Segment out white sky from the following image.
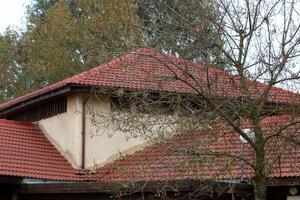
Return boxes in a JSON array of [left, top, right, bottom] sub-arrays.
[[0, 0, 31, 33]]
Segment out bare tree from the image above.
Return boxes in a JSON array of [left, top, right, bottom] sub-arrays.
[[86, 0, 300, 200], [209, 1, 300, 199]]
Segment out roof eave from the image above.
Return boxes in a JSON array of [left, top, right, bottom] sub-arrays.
[[0, 85, 72, 118]]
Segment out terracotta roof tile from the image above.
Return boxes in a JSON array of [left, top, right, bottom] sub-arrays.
[[0, 119, 91, 181], [94, 115, 300, 182], [0, 116, 300, 182], [1, 48, 299, 111]]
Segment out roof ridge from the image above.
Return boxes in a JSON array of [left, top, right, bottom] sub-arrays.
[[65, 47, 160, 83]]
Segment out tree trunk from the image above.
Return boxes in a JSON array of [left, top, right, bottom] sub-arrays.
[[254, 176, 267, 200], [251, 114, 267, 200]]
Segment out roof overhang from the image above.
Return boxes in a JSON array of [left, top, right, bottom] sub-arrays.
[[0, 84, 92, 118], [15, 178, 300, 195], [0, 83, 298, 119], [17, 179, 253, 194]]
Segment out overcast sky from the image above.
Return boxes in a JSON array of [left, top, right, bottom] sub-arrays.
[[0, 0, 31, 33]]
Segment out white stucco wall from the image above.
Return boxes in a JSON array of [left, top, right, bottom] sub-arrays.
[[37, 93, 148, 170], [84, 95, 147, 169], [37, 92, 178, 170], [38, 95, 83, 169]]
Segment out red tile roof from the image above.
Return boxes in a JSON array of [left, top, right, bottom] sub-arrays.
[[95, 115, 300, 183], [0, 116, 299, 182], [0, 119, 90, 181], [1, 48, 299, 112]]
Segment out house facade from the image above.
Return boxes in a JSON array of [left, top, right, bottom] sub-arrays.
[[0, 48, 300, 200]]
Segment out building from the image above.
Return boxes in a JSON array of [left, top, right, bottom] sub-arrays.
[[0, 48, 299, 200]]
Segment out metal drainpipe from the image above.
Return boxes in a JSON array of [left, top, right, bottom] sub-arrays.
[[81, 92, 91, 170]]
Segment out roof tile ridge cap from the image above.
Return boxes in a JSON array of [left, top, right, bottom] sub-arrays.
[[145, 49, 228, 76], [66, 49, 143, 82], [163, 54, 198, 65], [134, 47, 165, 58]]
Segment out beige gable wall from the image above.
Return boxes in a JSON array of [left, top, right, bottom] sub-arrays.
[[38, 94, 83, 169], [84, 95, 147, 169], [37, 93, 148, 170]]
